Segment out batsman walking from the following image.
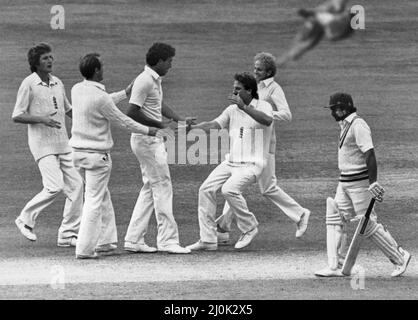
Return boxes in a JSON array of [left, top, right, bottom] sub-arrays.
[[314, 92, 411, 277]]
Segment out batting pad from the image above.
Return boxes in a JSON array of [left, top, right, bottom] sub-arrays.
[[326, 197, 343, 225], [369, 224, 404, 265], [326, 224, 343, 270]]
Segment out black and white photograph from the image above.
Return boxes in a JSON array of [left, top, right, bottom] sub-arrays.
[[0, 0, 417, 305]]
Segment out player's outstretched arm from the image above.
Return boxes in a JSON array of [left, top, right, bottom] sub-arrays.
[[162, 102, 197, 125], [127, 103, 171, 129], [108, 80, 135, 106]]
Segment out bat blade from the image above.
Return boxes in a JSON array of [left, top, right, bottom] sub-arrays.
[[341, 198, 376, 276], [341, 216, 367, 275]]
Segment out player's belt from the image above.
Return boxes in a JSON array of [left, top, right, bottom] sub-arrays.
[[339, 169, 369, 182]]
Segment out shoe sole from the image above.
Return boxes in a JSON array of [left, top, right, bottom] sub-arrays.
[[314, 272, 344, 278], [76, 255, 98, 259], [57, 243, 74, 247], [234, 241, 255, 249], [167, 252, 191, 254], [234, 245, 250, 249], [161, 250, 191, 254], [314, 274, 344, 278]]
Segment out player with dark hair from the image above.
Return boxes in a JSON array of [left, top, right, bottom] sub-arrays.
[[315, 92, 411, 277], [78, 52, 102, 79], [70, 52, 159, 259], [12, 42, 83, 247], [124, 42, 195, 254], [186, 72, 273, 251], [146, 42, 176, 67], [277, 0, 355, 66], [216, 52, 311, 244]]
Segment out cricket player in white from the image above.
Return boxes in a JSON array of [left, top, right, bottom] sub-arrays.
[[12, 43, 83, 247], [187, 72, 273, 251], [70, 53, 158, 259], [216, 53, 310, 243], [315, 93, 411, 277], [124, 43, 195, 254]]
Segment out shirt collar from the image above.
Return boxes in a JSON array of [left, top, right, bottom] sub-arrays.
[[259, 77, 274, 88], [33, 72, 58, 87], [144, 65, 161, 82], [339, 112, 358, 129], [83, 79, 106, 91], [344, 112, 358, 124]]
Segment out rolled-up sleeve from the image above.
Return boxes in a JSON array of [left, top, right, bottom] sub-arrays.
[[12, 81, 30, 118], [129, 77, 152, 108], [353, 120, 374, 153], [214, 105, 233, 128]]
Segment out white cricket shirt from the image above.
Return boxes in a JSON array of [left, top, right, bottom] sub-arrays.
[[130, 65, 162, 138], [12, 72, 72, 161], [214, 99, 273, 169], [338, 112, 374, 174]]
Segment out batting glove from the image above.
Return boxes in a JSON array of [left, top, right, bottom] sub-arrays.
[[368, 181, 385, 202]]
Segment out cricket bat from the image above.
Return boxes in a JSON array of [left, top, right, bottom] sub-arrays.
[[341, 198, 376, 276]]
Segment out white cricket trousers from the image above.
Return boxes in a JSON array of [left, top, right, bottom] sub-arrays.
[[124, 135, 180, 247], [217, 153, 306, 231], [18, 152, 83, 240], [334, 179, 404, 265], [198, 161, 259, 243], [73, 151, 117, 256]]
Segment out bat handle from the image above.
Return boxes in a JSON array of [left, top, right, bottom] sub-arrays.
[[364, 198, 376, 219], [360, 198, 376, 234]]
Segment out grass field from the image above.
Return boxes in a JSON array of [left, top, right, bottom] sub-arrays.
[[0, 0, 418, 300]]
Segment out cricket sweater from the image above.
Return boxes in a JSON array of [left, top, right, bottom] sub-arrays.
[[69, 80, 149, 153]]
